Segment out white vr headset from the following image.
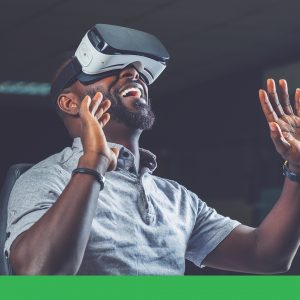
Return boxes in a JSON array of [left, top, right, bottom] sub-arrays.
[[51, 24, 170, 103]]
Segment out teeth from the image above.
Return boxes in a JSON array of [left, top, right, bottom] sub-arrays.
[[121, 87, 142, 98]]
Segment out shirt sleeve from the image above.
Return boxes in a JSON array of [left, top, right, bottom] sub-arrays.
[[4, 165, 68, 257], [185, 194, 240, 268]]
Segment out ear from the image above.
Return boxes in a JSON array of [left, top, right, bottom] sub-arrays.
[[57, 93, 80, 116]]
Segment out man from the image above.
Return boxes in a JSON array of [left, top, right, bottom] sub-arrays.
[[4, 25, 300, 275]]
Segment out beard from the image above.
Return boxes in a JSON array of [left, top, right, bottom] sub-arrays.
[[85, 83, 155, 130], [109, 93, 155, 130]]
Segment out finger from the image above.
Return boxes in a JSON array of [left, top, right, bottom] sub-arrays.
[[295, 89, 300, 117], [102, 99, 111, 113], [90, 92, 103, 116], [81, 95, 92, 110], [269, 122, 291, 155], [79, 96, 92, 119], [111, 147, 120, 158], [259, 89, 279, 122], [95, 108, 104, 120], [107, 147, 120, 171], [95, 100, 111, 120], [267, 79, 285, 117], [279, 79, 293, 115], [99, 113, 110, 128]]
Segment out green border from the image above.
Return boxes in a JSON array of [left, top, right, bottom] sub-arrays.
[[0, 276, 299, 300]]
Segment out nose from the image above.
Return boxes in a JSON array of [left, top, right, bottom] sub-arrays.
[[119, 66, 140, 81]]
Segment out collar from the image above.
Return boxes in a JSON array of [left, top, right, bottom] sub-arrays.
[[72, 137, 157, 173]]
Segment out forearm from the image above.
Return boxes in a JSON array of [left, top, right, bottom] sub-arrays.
[[255, 175, 300, 270], [10, 154, 108, 275]]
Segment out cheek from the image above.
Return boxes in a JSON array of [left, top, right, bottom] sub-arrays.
[[109, 90, 122, 106]]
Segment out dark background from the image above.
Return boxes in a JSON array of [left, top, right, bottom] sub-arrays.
[[1, 0, 300, 274]]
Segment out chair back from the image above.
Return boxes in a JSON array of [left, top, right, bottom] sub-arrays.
[[0, 164, 33, 275]]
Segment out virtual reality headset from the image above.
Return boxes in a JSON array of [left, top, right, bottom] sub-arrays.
[[50, 24, 170, 103]]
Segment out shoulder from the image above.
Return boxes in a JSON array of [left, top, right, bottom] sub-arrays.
[[150, 174, 202, 214], [31, 145, 77, 172], [151, 174, 189, 192], [12, 145, 76, 194]]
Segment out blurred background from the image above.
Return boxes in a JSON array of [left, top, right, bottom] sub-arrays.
[[1, 0, 300, 274]]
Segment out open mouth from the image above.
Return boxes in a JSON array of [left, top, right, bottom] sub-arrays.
[[121, 87, 142, 98], [119, 84, 147, 104]]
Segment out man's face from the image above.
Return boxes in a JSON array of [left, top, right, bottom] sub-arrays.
[[82, 66, 155, 130]]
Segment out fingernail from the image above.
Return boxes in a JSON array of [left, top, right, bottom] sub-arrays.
[[267, 78, 275, 88]]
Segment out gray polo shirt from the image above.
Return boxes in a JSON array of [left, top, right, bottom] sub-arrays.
[[5, 138, 240, 275]]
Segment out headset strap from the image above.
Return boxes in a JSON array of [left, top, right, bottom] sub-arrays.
[[50, 57, 82, 106]]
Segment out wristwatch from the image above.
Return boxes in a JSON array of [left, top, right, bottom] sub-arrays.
[[72, 167, 105, 190], [282, 160, 300, 183]]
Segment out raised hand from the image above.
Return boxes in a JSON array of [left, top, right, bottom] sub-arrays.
[[259, 79, 300, 171], [79, 92, 119, 172]]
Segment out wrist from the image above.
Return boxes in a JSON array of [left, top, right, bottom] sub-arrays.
[[78, 153, 109, 174], [283, 160, 300, 183], [286, 161, 300, 174], [72, 168, 105, 190]]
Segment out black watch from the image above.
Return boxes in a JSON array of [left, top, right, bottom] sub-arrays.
[[282, 160, 300, 183], [72, 168, 105, 190]]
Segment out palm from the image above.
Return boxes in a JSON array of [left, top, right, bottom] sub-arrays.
[[278, 114, 300, 139], [259, 79, 300, 165], [79, 93, 119, 171]]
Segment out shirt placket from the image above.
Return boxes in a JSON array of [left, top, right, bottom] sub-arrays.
[[138, 172, 156, 225], [118, 148, 155, 225]]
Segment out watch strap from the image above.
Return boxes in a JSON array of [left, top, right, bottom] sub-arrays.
[[72, 167, 105, 190], [282, 160, 300, 183]]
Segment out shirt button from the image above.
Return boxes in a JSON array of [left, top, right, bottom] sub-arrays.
[[6, 232, 10, 239], [122, 151, 129, 158]]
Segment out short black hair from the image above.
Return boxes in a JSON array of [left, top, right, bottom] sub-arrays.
[[51, 52, 75, 119]]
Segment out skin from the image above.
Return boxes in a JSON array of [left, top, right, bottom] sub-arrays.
[[9, 67, 148, 274], [8, 67, 300, 274], [202, 78, 300, 273]]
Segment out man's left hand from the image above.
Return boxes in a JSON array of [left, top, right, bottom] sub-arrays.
[[259, 79, 300, 172]]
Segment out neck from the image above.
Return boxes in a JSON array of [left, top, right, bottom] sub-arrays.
[[103, 121, 143, 170]]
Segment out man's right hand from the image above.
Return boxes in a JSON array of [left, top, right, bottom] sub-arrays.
[[78, 92, 119, 172], [10, 92, 120, 275]]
